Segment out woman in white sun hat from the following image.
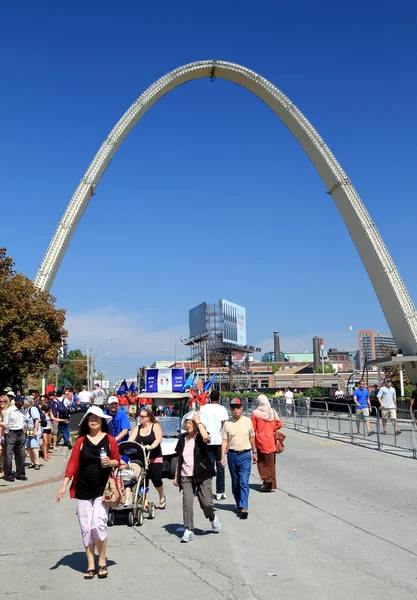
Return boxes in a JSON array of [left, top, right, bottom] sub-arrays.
[[56, 406, 120, 580]]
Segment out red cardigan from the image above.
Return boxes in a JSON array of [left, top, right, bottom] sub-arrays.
[[65, 434, 121, 498], [251, 414, 282, 454]]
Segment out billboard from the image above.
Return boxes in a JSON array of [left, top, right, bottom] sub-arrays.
[[145, 368, 185, 393], [221, 299, 246, 346], [189, 302, 207, 338]]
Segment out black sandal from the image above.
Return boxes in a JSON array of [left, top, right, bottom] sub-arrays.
[[97, 564, 108, 579], [83, 569, 96, 580]]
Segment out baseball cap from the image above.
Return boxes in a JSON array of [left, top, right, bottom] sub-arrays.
[[95, 383, 100, 387], [107, 396, 119, 404], [4, 387, 12, 393], [14, 395, 25, 402], [230, 397, 243, 407], [386, 378, 392, 382]]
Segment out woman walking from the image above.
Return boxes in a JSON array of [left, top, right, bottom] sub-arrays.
[[129, 407, 166, 509], [173, 411, 220, 543], [41, 404, 52, 460], [56, 406, 120, 580], [251, 395, 281, 492], [0, 395, 11, 477]]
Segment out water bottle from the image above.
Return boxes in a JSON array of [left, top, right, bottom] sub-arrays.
[[99, 447, 107, 467]]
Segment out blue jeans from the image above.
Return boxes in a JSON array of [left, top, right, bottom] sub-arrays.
[[207, 445, 225, 494], [227, 450, 251, 510], [58, 422, 70, 445]]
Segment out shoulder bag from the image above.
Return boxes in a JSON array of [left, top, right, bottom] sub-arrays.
[[273, 414, 286, 454], [102, 469, 125, 507]]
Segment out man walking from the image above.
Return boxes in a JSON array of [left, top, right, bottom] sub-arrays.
[[105, 396, 131, 443], [90, 382, 106, 407], [200, 389, 229, 500], [221, 398, 257, 519], [78, 385, 91, 406], [378, 378, 401, 435], [2, 395, 27, 482], [354, 380, 374, 436]]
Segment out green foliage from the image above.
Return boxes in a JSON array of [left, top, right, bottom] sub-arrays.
[[307, 386, 326, 397], [0, 248, 67, 390], [59, 349, 87, 389], [315, 364, 334, 373], [403, 383, 414, 400]]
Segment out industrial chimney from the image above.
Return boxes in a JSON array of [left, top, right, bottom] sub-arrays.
[[274, 332, 281, 362]]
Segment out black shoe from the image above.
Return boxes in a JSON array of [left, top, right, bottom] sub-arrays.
[[67, 443, 72, 449], [240, 509, 249, 519], [16, 476, 28, 481], [4, 476, 15, 482]]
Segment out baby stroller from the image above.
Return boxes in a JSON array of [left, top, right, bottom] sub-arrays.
[[107, 441, 157, 527]]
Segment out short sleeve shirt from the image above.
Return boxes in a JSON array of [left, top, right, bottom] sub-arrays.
[[222, 416, 254, 451], [200, 403, 229, 445], [377, 386, 396, 409], [354, 388, 369, 409], [105, 409, 131, 442]]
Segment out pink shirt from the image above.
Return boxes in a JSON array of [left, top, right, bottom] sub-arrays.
[[181, 434, 196, 477]]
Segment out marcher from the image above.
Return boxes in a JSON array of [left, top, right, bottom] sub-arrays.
[[221, 398, 257, 519], [378, 378, 401, 435], [284, 388, 294, 416], [251, 395, 281, 492], [0, 395, 11, 477], [41, 403, 52, 460], [105, 396, 131, 443], [78, 385, 91, 406], [56, 390, 72, 449], [56, 406, 120, 580], [90, 383, 106, 407], [129, 407, 166, 509], [24, 399, 42, 470], [173, 411, 219, 543], [117, 392, 129, 414], [200, 389, 229, 500], [1, 395, 27, 482], [354, 380, 374, 436]]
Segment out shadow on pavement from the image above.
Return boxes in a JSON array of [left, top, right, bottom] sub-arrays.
[[162, 523, 213, 537], [50, 552, 116, 573], [212, 502, 239, 514]]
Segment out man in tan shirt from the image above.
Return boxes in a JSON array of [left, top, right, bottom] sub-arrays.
[[221, 398, 257, 519]]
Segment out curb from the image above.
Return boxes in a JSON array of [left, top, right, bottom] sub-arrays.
[[0, 468, 65, 494]]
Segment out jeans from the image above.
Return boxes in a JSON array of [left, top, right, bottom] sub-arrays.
[[4, 430, 26, 478], [227, 450, 251, 510], [58, 422, 71, 445], [207, 445, 225, 494]]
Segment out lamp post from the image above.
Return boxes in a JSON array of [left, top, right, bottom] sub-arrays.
[[92, 352, 113, 388], [87, 336, 114, 390], [162, 348, 177, 365], [181, 336, 207, 379]]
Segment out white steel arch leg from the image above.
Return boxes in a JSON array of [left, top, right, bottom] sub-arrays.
[[34, 60, 417, 368]]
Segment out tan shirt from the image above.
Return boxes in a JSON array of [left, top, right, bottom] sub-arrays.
[[222, 416, 254, 451]]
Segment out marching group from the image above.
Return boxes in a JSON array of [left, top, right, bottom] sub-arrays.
[[54, 390, 282, 579]]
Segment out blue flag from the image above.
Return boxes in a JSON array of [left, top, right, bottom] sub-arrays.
[[203, 373, 216, 392], [181, 370, 195, 392], [117, 379, 129, 395], [129, 381, 138, 393]]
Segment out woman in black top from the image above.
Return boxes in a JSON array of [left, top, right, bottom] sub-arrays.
[[173, 411, 220, 543], [56, 406, 120, 580], [129, 407, 166, 509]]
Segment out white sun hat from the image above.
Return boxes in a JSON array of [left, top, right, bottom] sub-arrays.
[[79, 405, 112, 426]]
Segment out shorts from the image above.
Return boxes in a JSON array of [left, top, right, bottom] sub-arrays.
[[382, 408, 397, 420], [52, 422, 58, 435], [26, 435, 41, 449], [356, 408, 369, 420], [43, 428, 52, 435]]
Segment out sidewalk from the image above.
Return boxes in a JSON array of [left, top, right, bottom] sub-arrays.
[[0, 444, 69, 494]]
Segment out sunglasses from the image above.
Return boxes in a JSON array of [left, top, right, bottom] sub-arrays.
[[139, 414, 148, 418], [231, 405, 242, 409]]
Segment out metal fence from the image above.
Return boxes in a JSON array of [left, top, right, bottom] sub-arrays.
[[220, 397, 417, 459]]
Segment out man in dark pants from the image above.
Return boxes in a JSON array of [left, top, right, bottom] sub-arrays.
[[200, 390, 229, 500], [2, 395, 27, 482]]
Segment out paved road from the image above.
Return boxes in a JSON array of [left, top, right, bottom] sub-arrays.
[[2, 429, 417, 600]]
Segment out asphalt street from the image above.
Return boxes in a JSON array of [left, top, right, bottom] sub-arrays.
[[2, 430, 417, 600]]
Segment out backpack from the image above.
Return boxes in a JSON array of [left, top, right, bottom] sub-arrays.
[[30, 406, 47, 428], [57, 399, 70, 420]]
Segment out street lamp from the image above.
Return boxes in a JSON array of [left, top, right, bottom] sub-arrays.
[[162, 348, 177, 364], [181, 336, 207, 379], [87, 337, 114, 390], [92, 352, 113, 387]]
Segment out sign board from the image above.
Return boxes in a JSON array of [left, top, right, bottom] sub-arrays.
[[145, 368, 185, 393], [221, 299, 246, 346], [189, 302, 207, 338]]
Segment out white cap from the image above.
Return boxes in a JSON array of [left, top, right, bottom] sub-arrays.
[[107, 396, 119, 405], [79, 405, 112, 425]]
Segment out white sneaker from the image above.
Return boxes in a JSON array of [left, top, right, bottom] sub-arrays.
[[215, 493, 227, 500], [211, 516, 221, 533], [181, 529, 195, 543], [124, 500, 132, 508], [220, 493, 227, 500]]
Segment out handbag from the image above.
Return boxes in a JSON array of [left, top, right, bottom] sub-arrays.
[[273, 415, 285, 454], [102, 469, 125, 507]]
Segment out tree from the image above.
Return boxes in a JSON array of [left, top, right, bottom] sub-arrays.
[[315, 364, 334, 373], [377, 344, 408, 396], [307, 386, 325, 397], [58, 349, 87, 389], [0, 248, 67, 389]]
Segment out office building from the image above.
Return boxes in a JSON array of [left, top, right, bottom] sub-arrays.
[[358, 330, 397, 369]]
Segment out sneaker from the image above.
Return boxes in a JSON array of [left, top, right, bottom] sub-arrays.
[[181, 529, 195, 543], [220, 493, 227, 500], [124, 500, 133, 508], [211, 516, 221, 533], [396, 430, 402, 435], [367, 431, 375, 436]]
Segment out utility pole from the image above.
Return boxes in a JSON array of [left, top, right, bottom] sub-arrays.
[[86, 347, 90, 390]]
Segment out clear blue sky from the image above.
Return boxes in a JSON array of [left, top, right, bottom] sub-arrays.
[[1, 1, 416, 383]]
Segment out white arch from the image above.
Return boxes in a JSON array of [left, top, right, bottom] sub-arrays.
[[35, 59, 417, 361]]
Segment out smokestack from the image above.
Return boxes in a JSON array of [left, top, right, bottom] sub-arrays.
[[274, 331, 281, 362], [313, 336, 320, 371]]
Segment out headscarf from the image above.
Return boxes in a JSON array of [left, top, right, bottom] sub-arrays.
[[252, 394, 278, 422]]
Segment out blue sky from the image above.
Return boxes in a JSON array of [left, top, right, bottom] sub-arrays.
[[1, 1, 416, 383]]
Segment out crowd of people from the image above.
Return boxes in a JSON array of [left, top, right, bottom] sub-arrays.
[[52, 390, 282, 579]]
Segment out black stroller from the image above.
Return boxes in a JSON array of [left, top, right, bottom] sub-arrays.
[[107, 441, 157, 527]]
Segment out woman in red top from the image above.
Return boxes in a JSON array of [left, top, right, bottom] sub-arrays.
[[56, 406, 120, 580], [251, 395, 281, 492]]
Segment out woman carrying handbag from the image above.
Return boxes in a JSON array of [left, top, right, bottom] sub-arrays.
[[251, 395, 282, 492], [56, 406, 120, 580]]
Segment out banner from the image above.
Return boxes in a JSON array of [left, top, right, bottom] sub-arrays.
[[146, 368, 185, 393]]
